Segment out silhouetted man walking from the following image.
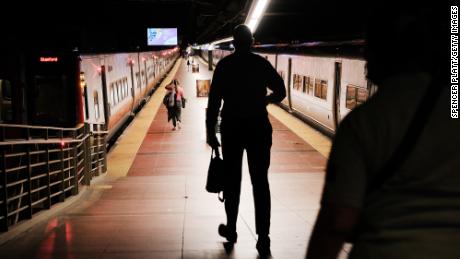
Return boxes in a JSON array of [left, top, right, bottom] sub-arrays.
[[206, 24, 286, 256]]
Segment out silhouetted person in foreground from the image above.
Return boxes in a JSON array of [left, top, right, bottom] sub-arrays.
[[206, 24, 286, 256], [306, 5, 458, 259]]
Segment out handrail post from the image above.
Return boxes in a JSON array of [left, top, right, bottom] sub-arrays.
[[26, 144, 32, 219], [1, 146, 8, 231], [94, 124, 100, 177], [84, 124, 91, 185], [102, 124, 108, 174], [44, 127, 51, 209], [59, 130, 65, 202], [45, 145, 51, 209], [71, 130, 78, 195], [25, 129, 32, 219]]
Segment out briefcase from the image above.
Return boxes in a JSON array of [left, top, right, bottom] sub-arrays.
[[206, 148, 225, 201]]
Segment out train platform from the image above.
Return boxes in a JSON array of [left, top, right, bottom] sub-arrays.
[[0, 57, 347, 259]]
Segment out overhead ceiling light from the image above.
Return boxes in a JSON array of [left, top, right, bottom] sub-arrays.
[[211, 37, 233, 46], [202, 0, 271, 49], [245, 0, 270, 33]]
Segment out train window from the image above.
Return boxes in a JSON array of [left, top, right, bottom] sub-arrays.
[[346, 85, 357, 109], [113, 82, 117, 104], [314, 79, 328, 100], [109, 84, 113, 106], [321, 80, 328, 100], [111, 84, 116, 106], [346, 84, 369, 109], [123, 78, 128, 98], [118, 80, 123, 99], [116, 82, 121, 102], [293, 74, 303, 91], [356, 88, 369, 106], [136, 72, 141, 88], [302, 76, 307, 93], [303, 76, 313, 95], [94, 91, 100, 120], [122, 79, 126, 98], [314, 79, 322, 98], [122, 81, 125, 99], [308, 77, 314, 95]]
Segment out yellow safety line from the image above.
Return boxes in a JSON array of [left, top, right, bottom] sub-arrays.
[[107, 59, 182, 177], [267, 105, 332, 158]]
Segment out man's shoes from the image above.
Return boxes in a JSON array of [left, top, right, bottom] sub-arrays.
[[256, 235, 271, 256], [218, 224, 237, 243]]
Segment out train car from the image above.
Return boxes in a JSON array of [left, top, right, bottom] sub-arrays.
[[80, 48, 179, 140], [273, 53, 375, 136], [204, 42, 377, 137]]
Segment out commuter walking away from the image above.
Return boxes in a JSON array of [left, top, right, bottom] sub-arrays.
[[187, 59, 191, 71], [164, 79, 185, 130], [206, 24, 286, 256], [305, 5, 459, 259]]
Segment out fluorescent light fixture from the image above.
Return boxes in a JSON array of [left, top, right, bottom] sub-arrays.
[[200, 0, 270, 50], [245, 0, 270, 33], [211, 37, 233, 46], [252, 0, 268, 20]]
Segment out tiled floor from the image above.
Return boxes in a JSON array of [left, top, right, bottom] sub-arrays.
[[0, 58, 346, 259]]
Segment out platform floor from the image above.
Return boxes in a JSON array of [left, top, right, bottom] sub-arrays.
[[0, 58, 349, 259]]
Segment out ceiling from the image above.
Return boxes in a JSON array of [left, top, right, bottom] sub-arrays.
[[0, 0, 374, 53], [255, 0, 371, 44]]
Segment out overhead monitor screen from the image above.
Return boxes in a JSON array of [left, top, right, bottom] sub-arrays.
[[147, 28, 178, 46]]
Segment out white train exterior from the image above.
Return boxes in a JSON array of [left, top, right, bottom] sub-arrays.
[[200, 45, 375, 137], [80, 48, 179, 139]]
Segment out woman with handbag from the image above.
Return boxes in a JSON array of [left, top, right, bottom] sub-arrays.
[[165, 79, 186, 130]]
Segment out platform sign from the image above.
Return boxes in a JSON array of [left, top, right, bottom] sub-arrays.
[[196, 79, 211, 97]]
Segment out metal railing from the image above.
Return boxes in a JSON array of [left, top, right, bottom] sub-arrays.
[[0, 123, 108, 231]]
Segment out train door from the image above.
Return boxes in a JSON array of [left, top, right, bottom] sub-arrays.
[[80, 72, 90, 121], [99, 65, 110, 128], [333, 62, 342, 129], [137, 53, 142, 90], [275, 54, 278, 70], [287, 58, 292, 110], [127, 56, 136, 113], [143, 58, 148, 88], [28, 53, 84, 127]]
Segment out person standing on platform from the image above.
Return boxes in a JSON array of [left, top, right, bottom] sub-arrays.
[[305, 5, 459, 259], [164, 79, 185, 130], [206, 24, 286, 256], [187, 59, 191, 72]]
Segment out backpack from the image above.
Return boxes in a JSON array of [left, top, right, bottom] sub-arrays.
[[163, 93, 171, 106]]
